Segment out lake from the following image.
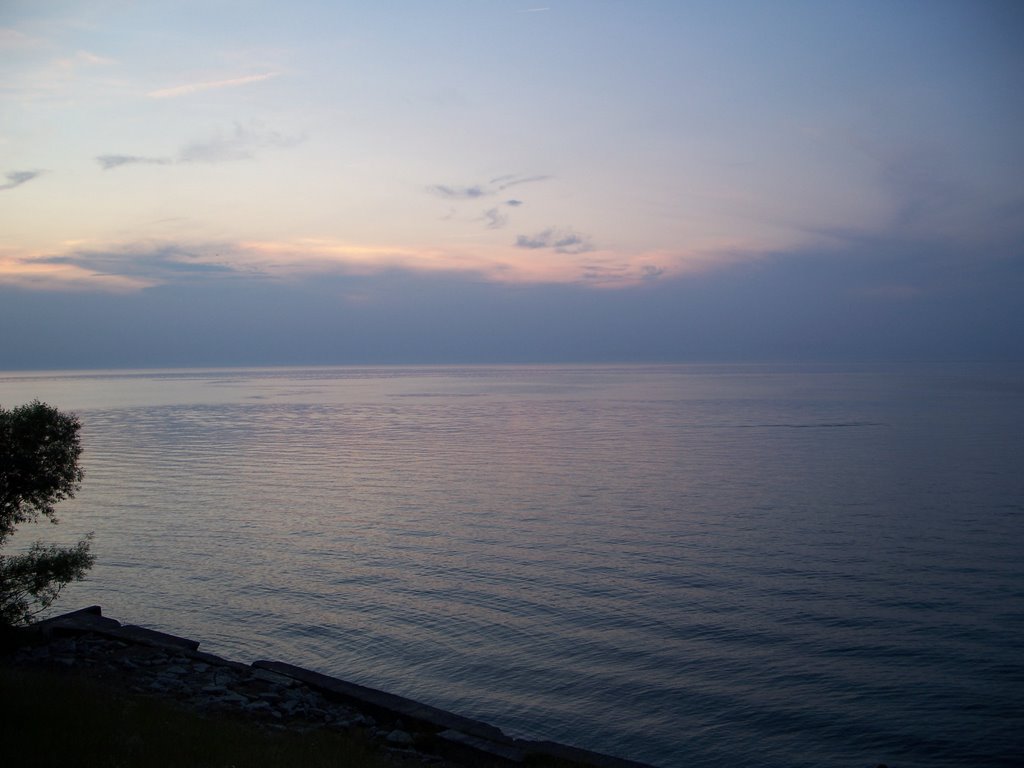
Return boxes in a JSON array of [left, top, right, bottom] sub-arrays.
[[2, 363, 1022, 767]]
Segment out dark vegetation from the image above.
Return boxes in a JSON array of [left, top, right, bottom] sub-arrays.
[[0, 401, 94, 626], [0, 664, 394, 768]]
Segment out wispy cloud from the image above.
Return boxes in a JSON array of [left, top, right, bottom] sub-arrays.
[[96, 155, 171, 170], [2, 234, 739, 293], [178, 123, 302, 163], [427, 173, 549, 200], [515, 228, 594, 254], [492, 174, 549, 190], [73, 51, 115, 66], [482, 208, 508, 230], [430, 177, 545, 231], [426, 184, 488, 200], [0, 245, 151, 292], [40, 244, 238, 283], [97, 123, 303, 170], [232, 238, 723, 288], [2, 49, 121, 102], [0, 169, 44, 191], [147, 72, 278, 99], [0, 27, 44, 50]]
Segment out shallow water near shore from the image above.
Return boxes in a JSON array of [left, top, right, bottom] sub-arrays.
[[3, 363, 1022, 767]]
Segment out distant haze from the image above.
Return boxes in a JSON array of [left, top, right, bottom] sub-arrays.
[[1, 1, 1022, 368]]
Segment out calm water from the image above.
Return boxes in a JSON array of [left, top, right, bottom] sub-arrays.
[[2, 364, 1022, 767]]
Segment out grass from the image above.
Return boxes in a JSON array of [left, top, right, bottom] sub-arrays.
[[0, 665, 396, 768]]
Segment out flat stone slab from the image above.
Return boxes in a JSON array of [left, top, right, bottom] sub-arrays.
[[438, 728, 527, 764], [514, 739, 655, 768], [28, 608, 201, 654], [184, 649, 252, 673], [114, 625, 201, 652], [29, 605, 122, 635]]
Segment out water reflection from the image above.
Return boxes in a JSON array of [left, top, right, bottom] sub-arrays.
[[1, 364, 1021, 767]]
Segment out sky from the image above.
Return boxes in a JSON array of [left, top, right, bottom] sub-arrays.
[[1, 0, 1022, 368]]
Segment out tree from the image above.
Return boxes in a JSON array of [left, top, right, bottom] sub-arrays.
[[1, 400, 94, 626]]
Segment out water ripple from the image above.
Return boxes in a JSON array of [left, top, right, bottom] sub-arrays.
[[4, 364, 1022, 767]]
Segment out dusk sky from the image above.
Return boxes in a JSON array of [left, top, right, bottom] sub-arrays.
[[2, 1, 1022, 368]]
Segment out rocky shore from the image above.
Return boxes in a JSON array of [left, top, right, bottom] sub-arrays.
[[3, 607, 652, 768]]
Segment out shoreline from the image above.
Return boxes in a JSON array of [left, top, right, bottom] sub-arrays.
[[4, 606, 654, 768]]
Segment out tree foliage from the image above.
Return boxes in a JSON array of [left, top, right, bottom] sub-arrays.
[[1, 401, 94, 626]]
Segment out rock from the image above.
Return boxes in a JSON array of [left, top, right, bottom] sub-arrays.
[[158, 675, 192, 692], [213, 691, 249, 707], [252, 667, 297, 686], [386, 729, 414, 746], [115, 625, 200, 652], [52, 638, 77, 652], [278, 698, 303, 716], [333, 712, 366, 728]]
